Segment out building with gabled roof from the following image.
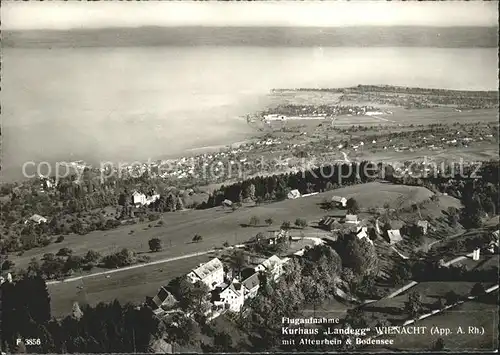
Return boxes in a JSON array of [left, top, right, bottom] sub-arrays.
[[287, 189, 301, 199], [242, 273, 260, 299], [148, 286, 177, 315], [356, 227, 373, 245], [416, 220, 429, 235], [187, 258, 224, 290], [387, 229, 403, 244], [26, 214, 48, 224], [254, 255, 288, 281], [331, 196, 347, 208], [345, 214, 359, 225], [213, 279, 245, 312]]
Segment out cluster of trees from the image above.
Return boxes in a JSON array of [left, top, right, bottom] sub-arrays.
[[334, 233, 379, 277], [202, 162, 378, 208], [239, 245, 343, 351], [22, 247, 151, 281], [1, 274, 162, 353]]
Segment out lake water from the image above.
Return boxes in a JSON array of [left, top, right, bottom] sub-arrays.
[[1, 46, 497, 181]]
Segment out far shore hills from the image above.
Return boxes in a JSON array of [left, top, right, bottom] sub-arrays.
[[3, 26, 498, 48]]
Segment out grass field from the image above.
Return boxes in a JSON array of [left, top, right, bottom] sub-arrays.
[[362, 280, 497, 325], [382, 291, 499, 351], [11, 182, 437, 272], [48, 252, 216, 318]]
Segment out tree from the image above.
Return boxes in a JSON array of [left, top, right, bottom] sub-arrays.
[[71, 301, 84, 320], [249, 216, 260, 226], [178, 279, 210, 313], [230, 250, 247, 278], [192, 234, 203, 243], [245, 183, 256, 202], [56, 248, 73, 257], [2, 259, 15, 270], [346, 198, 360, 214], [444, 290, 460, 305], [265, 218, 273, 226], [64, 255, 83, 273], [432, 337, 445, 351], [148, 238, 162, 252], [212, 331, 233, 352], [459, 200, 483, 229], [281, 221, 291, 230], [404, 291, 423, 319], [470, 282, 485, 297], [294, 218, 307, 229], [342, 237, 379, 276], [83, 250, 101, 264]]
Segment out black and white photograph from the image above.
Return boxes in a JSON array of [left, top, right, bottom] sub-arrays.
[[0, 1, 498, 353]]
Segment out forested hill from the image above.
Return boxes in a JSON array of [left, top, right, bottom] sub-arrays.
[[3, 26, 498, 48]]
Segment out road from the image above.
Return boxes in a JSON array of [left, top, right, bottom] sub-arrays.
[[46, 244, 245, 286], [46, 235, 324, 286]]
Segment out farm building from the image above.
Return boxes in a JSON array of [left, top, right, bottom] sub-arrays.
[[356, 227, 373, 245], [319, 210, 348, 231], [387, 229, 403, 244], [148, 287, 177, 315], [222, 199, 233, 207], [132, 191, 147, 206], [26, 214, 48, 224], [331, 196, 347, 208], [417, 220, 429, 235], [345, 214, 359, 225], [287, 189, 301, 199], [254, 255, 289, 281]]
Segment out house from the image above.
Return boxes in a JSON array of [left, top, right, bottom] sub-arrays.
[[266, 229, 289, 244], [345, 214, 359, 225], [287, 189, 301, 199], [222, 199, 233, 207], [387, 229, 403, 244], [331, 196, 347, 208], [356, 227, 373, 245], [254, 255, 288, 281], [145, 191, 160, 206], [213, 280, 245, 313], [187, 258, 224, 290], [472, 248, 481, 261], [26, 214, 48, 224], [148, 287, 177, 315], [242, 273, 260, 300], [132, 191, 147, 206], [319, 210, 348, 230], [416, 220, 429, 235]]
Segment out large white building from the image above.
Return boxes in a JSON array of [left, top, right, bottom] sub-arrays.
[[132, 191, 160, 206], [187, 258, 224, 290], [214, 280, 245, 313], [25, 214, 48, 224]]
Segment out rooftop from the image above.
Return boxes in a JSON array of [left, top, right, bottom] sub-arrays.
[[191, 258, 223, 280]]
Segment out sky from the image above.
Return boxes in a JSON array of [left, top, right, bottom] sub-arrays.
[[2, 1, 498, 30]]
